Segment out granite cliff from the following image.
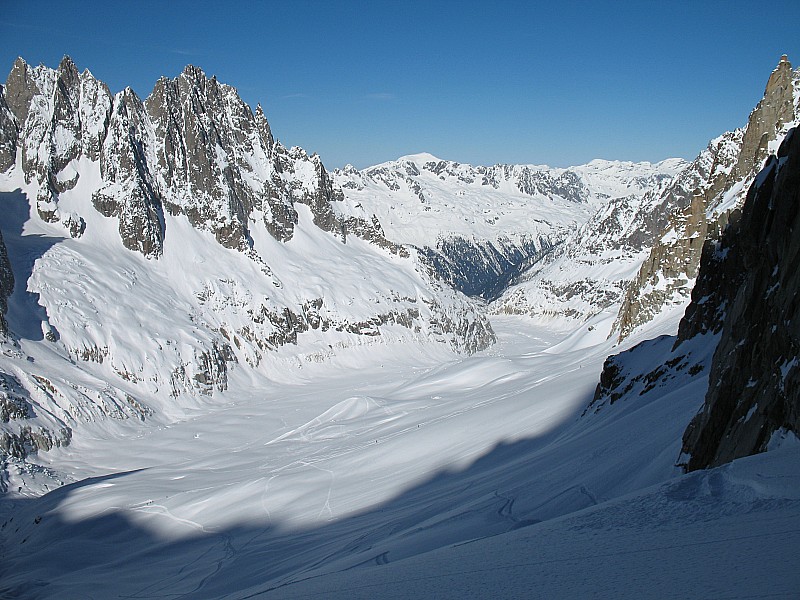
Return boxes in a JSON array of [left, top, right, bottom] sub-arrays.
[[590, 126, 800, 472]]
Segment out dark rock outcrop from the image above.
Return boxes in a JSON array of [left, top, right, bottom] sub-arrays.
[[0, 370, 72, 460], [0, 85, 18, 172], [678, 127, 800, 470], [419, 236, 551, 300], [0, 231, 13, 335]]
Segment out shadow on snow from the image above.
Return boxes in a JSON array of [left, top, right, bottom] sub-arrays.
[[0, 189, 64, 342], [0, 394, 596, 599]]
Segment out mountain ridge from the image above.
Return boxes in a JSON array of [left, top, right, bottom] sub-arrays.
[[334, 151, 684, 299], [492, 57, 799, 337], [0, 56, 495, 463]]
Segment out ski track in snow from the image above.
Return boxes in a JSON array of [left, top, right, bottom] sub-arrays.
[[1, 316, 799, 599]]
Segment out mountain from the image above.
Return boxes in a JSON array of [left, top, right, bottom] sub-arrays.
[[0, 57, 493, 462], [615, 55, 800, 339], [591, 125, 800, 473], [334, 154, 685, 299], [2, 139, 798, 596], [493, 56, 800, 338], [1, 55, 799, 600], [678, 126, 800, 470]]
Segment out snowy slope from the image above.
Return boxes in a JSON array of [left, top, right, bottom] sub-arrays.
[[264, 440, 800, 600], [2, 314, 798, 599]]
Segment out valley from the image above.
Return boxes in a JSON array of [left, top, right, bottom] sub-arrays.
[[1, 53, 799, 599]]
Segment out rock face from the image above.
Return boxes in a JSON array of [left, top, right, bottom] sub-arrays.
[[589, 127, 800, 472], [4, 56, 113, 224], [678, 127, 800, 471], [145, 66, 267, 250], [0, 85, 18, 172], [418, 235, 552, 300], [93, 87, 165, 256], [0, 230, 13, 334], [614, 57, 799, 340]]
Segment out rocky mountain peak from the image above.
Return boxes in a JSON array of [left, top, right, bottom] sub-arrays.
[[179, 63, 208, 85], [733, 55, 795, 182], [613, 56, 799, 341], [56, 55, 79, 82], [4, 57, 36, 125], [254, 103, 274, 148], [677, 127, 800, 470]]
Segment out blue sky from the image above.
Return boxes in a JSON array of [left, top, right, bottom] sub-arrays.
[[2, 1, 799, 169]]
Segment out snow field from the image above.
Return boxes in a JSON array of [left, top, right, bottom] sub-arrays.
[[3, 313, 797, 599]]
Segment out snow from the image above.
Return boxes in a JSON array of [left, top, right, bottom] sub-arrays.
[[333, 154, 685, 250], [779, 357, 798, 382], [2, 311, 798, 599]]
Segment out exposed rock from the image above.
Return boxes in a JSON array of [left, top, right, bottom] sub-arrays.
[[678, 127, 800, 470], [0, 425, 72, 460], [60, 213, 86, 238], [145, 65, 263, 250], [93, 87, 165, 257], [732, 55, 796, 182], [339, 214, 409, 258], [0, 85, 18, 172], [0, 370, 73, 460], [586, 335, 706, 416], [419, 235, 550, 300], [615, 57, 798, 340], [0, 230, 14, 335], [3, 57, 39, 126], [3, 56, 113, 224], [0, 371, 32, 423], [78, 68, 113, 162], [592, 128, 800, 472]]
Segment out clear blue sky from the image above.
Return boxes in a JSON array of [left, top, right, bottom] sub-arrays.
[[2, 1, 799, 169]]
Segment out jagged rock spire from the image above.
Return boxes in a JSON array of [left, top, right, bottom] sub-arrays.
[[614, 55, 799, 340]]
